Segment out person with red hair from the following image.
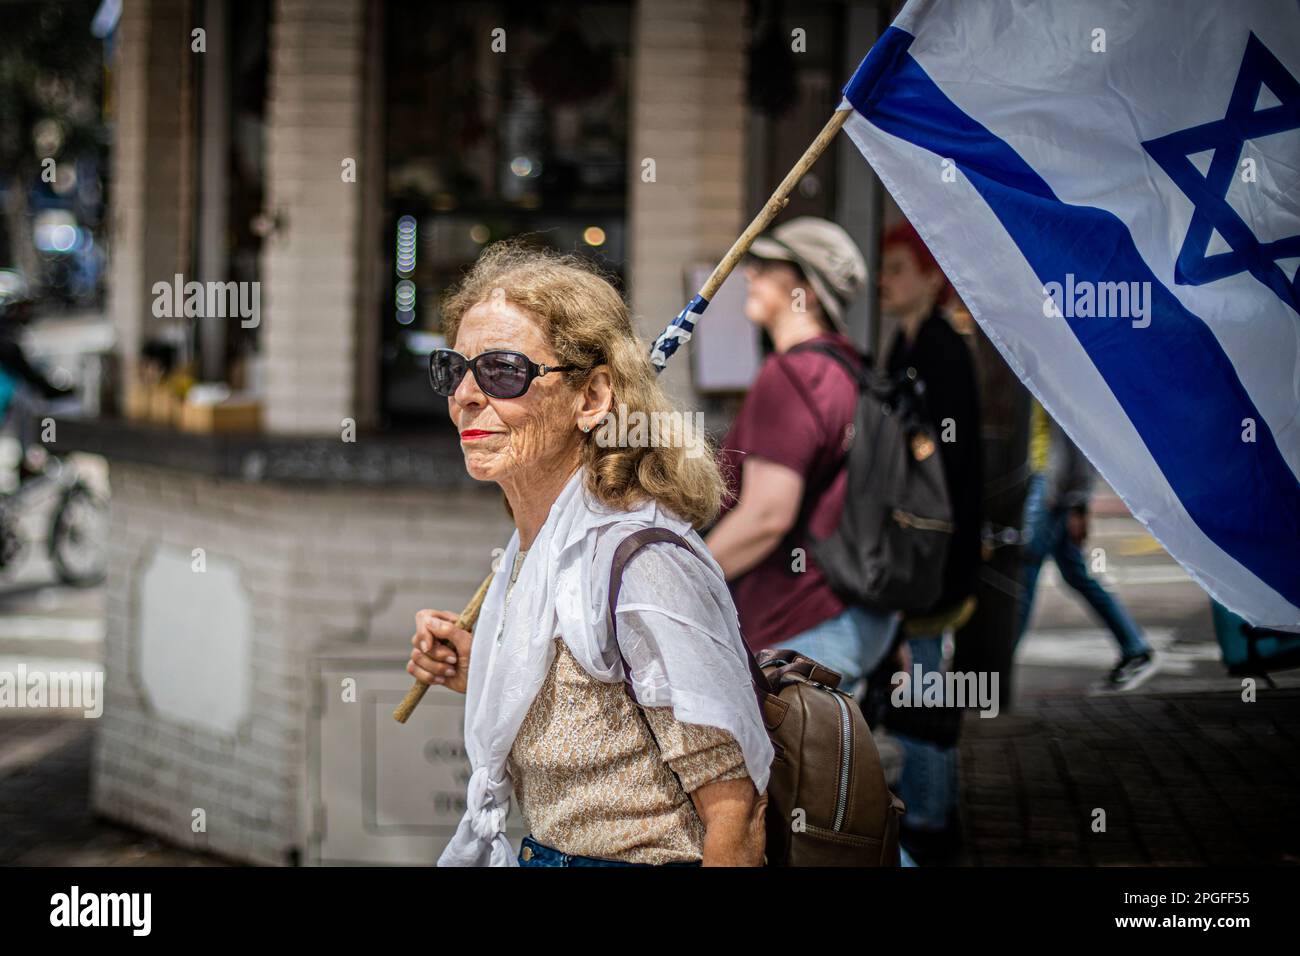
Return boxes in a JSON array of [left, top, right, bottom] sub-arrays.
[[881, 221, 951, 306], [877, 220, 984, 864]]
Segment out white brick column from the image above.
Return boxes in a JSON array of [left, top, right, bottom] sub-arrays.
[[261, 0, 366, 433], [106, 1, 149, 393], [627, 0, 748, 408], [107, 0, 191, 395]]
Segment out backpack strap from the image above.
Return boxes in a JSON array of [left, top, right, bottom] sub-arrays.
[[788, 340, 915, 424], [768, 341, 867, 465], [769, 341, 866, 563], [787, 339, 872, 390], [607, 527, 772, 712]]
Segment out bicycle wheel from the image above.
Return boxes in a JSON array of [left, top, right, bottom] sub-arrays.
[[49, 482, 108, 586]]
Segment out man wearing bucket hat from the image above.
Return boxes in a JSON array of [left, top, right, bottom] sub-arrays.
[[746, 216, 865, 336], [705, 217, 901, 696]]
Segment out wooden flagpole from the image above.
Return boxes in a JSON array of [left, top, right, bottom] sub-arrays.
[[392, 571, 493, 723]]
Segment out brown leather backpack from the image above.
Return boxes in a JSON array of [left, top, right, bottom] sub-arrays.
[[609, 527, 904, 866]]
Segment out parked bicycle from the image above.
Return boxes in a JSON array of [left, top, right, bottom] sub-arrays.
[[0, 269, 108, 586], [0, 447, 108, 586]]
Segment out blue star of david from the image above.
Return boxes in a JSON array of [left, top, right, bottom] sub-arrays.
[[1142, 32, 1300, 313]]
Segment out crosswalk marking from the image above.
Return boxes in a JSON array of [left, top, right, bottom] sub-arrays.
[[1016, 628, 1220, 676], [0, 616, 104, 643], [0, 656, 102, 678], [1037, 563, 1194, 588]]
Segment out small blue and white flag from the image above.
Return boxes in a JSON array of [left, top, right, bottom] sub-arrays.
[[840, 0, 1300, 629]]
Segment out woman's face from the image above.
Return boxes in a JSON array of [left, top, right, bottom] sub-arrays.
[[449, 294, 584, 484], [879, 244, 944, 317]]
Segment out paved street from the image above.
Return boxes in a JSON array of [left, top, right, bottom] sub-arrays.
[[0, 716, 230, 866], [956, 489, 1300, 865], [0, 484, 1295, 866], [0, 580, 231, 865], [958, 688, 1300, 866]]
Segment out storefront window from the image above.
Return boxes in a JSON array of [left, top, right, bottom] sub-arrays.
[[192, 0, 268, 387], [747, 0, 846, 363], [748, 0, 844, 224], [381, 0, 631, 423]]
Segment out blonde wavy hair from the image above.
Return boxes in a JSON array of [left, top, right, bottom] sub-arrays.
[[440, 239, 725, 529]]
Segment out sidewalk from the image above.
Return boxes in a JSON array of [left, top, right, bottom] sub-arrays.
[[0, 717, 230, 866], [957, 687, 1300, 866], [6, 687, 1298, 866]]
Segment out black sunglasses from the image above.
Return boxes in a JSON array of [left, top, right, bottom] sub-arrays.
[[428, 347, 586, 399]]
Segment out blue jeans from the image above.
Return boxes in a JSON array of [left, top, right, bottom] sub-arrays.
[[1016, 473, 1149, 659], [779, 604, 900, 698], [893, 633, 959, 834], [517, 835, 702, 867]]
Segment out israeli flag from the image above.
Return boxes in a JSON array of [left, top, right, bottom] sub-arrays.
[[840, 0, 1300, 629]]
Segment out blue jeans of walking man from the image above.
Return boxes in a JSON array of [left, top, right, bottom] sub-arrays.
[[1015, 473, 1149, 659]]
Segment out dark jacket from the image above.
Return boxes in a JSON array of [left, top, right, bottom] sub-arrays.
[[886, 308, 984, 610], [1045, 417, 1095, 511]]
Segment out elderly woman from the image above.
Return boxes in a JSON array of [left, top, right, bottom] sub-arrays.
[[407, 241, 773, 867]]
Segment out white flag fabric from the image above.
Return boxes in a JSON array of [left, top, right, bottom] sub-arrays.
[[840, 0, 1300, 629]]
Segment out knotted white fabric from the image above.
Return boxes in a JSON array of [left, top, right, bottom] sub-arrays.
[[437, 465, 773, 867]]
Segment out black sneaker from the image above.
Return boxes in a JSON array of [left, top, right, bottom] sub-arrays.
[[1107, 651, 1160, 692]]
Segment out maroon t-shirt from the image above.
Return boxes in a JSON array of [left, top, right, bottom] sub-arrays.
[[717, 332, 864, 652]]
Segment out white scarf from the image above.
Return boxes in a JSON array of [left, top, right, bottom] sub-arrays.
[[437, 465, 773, 866]]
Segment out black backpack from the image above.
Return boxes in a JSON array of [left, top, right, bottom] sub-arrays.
[[778, 340, 954, 615]]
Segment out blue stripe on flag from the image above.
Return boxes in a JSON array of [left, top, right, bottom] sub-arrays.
[[845, 27, 1300, 607]]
